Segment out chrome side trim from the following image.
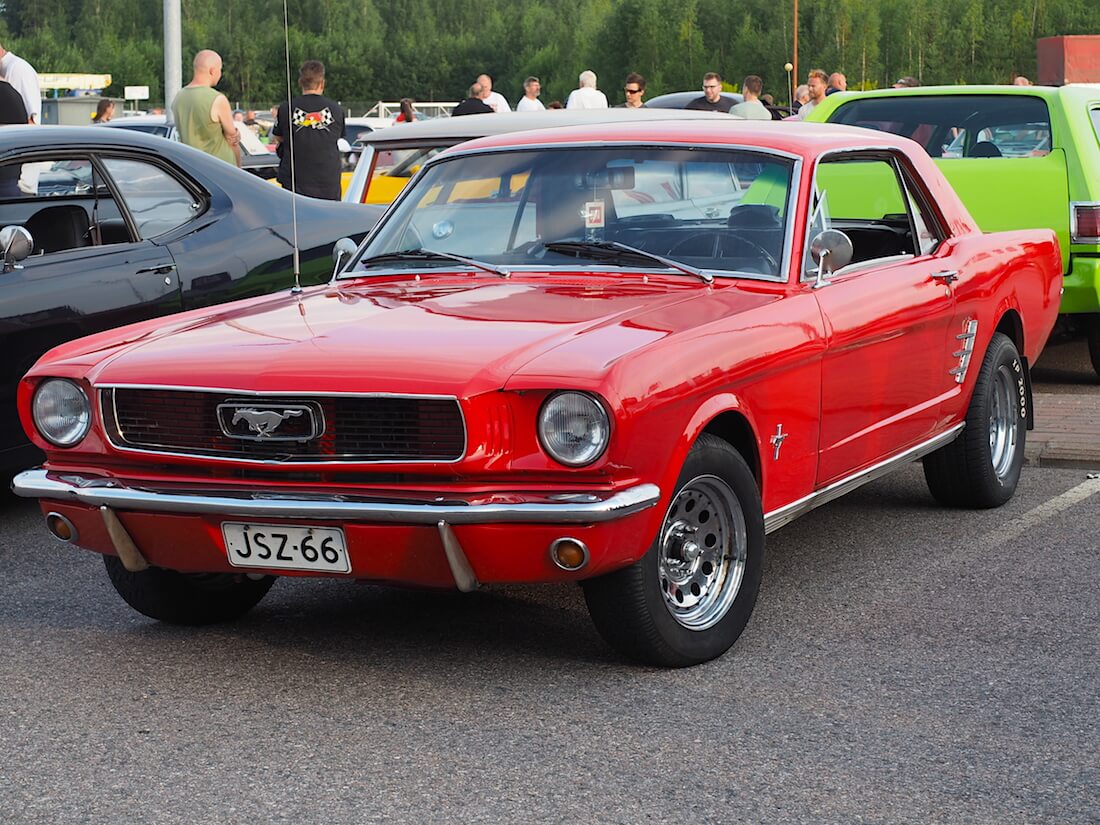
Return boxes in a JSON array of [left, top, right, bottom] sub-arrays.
[[12, 470, 661, 526], [949, 319, 979, 383], [437, 520, 479, 592], [763, 424, 964, 534]]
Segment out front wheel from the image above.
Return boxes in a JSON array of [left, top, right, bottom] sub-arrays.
[[103, 555, 276, 625], [582, 434, 765, 667], [923, 332, 1027, 508]]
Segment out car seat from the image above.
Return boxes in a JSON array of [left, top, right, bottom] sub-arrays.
[[969, 142, 1003, 158], [23, 205, 92, 254]]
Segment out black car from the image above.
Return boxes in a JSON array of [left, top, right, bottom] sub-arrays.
[[0, 126, 381, 473]]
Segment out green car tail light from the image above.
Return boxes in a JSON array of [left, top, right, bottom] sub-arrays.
[[1071, 203, 1100, 244]]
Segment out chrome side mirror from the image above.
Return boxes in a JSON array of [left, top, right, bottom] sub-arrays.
[[336, 137, 351, 153], [810, 229, 853, 288], [0, 225, 32, 273], [331, 237, 358, 276]]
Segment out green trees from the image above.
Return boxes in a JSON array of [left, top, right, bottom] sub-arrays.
[[0, 0, 1093, 112]]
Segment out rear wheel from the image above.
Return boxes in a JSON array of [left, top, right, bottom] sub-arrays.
[[1086, 315, 1100, 379], [582, 434, 765, 667], [103, 555, 276, 625], [924, 332, 1026, 508]]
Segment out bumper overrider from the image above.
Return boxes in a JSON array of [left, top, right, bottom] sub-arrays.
[[12, 470, 662, 590]]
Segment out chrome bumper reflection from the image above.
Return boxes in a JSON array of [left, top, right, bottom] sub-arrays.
[[12, 470, 661, 525]]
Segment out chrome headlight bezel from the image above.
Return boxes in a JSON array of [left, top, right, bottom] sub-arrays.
[[32, 378, 91, 448], [537, 391, 611, 467]]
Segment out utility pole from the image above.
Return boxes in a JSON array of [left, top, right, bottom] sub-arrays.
[[792, 0, 799, 92], [164, 0, 181, 123]]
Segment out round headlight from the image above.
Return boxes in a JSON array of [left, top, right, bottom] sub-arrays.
[[538, 392, 610, 467], [32, 379, 91, 447]]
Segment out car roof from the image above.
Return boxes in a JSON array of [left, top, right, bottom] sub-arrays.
[[355, 108, 740, 146], [822, 84, 1067, 102], [445, 118, 919, 158], [645, 91, 744, 108], [103, 114, 169, 126]]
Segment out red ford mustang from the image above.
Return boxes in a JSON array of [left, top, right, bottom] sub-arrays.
[[12, 121, 1062, 666]]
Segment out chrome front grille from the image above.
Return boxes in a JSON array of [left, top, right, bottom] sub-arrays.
[[100, 388, 466, 463]]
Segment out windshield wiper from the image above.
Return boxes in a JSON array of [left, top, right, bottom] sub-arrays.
[[542, 240, 712, 284], [358, 248, 510, 277]]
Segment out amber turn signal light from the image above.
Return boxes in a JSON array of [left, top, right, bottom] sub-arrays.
[[550, 537, 590, 571], [45, 512, 77, 543]]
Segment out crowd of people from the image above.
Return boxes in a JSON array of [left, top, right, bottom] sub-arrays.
[[0, 40, 1040, 205]]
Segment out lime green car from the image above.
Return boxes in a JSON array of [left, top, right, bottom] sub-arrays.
[[807, 85, 1100, 375]]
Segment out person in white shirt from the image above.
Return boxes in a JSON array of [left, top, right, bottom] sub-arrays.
[[0, 43, 41, 123], [729, 75, 773, 120], [515, 76, 545, 112], [477, 74, 511, 112], [565, 70, 608, 110]]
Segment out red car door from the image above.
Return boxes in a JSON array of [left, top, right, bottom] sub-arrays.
[[808, 153, 958, 485]]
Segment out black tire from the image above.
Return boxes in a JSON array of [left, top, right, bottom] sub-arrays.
[[1086, 315, 1100, 379], [923, 332, 1027, 508], [582, 433, 765, 667], [103, 555, 276, 625]]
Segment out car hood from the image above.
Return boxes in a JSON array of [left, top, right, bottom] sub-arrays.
[[79, 273, 773, 397]]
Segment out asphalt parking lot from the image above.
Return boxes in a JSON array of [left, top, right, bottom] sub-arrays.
[[2, 457, 1097, 824]]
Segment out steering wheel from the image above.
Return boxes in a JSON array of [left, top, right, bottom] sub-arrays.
[[666, 230, 779, 273]]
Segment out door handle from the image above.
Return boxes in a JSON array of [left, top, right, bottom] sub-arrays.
[[931, 270, 958, 284], [136, 263, 177, 275]]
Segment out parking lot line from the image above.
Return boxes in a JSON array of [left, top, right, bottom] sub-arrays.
[[981, 476, 1100, 546]]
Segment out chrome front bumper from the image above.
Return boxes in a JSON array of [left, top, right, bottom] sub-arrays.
[[12, 469, 661, 525]]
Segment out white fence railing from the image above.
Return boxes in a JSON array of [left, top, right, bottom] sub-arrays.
[[362, 100, 459, 119]]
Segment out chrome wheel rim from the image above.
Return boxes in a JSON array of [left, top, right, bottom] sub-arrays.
[[989, 364, 1020, 479], [657, 474, 747, 631]]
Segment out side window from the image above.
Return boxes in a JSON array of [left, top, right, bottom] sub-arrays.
[[807, 156, 920, 276], [830, 95, 1052, 159], [100, 157, 202, 238], [0, 156, 127, 254]]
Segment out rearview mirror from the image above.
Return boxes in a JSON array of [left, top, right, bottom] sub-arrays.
[[0, 225, 32, 273], [332, 237, 358, 275], [337, 138, 351, 153], [581, 167, 636, 191], [810, 229, 853, 287]]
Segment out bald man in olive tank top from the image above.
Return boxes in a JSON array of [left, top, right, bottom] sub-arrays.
[[171, 50, 240, 167]]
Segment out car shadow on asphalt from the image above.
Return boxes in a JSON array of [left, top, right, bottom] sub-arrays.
[[123, 578, 623, 671]]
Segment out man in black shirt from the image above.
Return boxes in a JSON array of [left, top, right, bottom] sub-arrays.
[[686, 72, 733, 113], [0, 79, 28, 197], [452, 82, 494, 117], [272, 60, 345, 200]]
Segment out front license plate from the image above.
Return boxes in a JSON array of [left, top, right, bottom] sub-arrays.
[[222, 523, 351, 573]]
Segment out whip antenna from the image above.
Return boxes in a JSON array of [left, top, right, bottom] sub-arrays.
[[282, 0, 301, 293]]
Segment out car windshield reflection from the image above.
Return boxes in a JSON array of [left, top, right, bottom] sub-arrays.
[[347, 147, 794, 279]]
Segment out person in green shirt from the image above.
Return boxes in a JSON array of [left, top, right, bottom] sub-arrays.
[[171, 49, 240, 167]]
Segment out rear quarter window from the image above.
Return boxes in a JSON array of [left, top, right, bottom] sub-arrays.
[[830, 95, 1052, 159]]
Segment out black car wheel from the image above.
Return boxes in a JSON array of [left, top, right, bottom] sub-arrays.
[[103, 555, 276, 625], [582, 434, 765, 667], [1086, 314, 1100, 379], [924, 332, 1027, 508]]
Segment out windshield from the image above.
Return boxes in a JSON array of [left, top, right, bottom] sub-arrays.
[[350, 146, 795, 278]]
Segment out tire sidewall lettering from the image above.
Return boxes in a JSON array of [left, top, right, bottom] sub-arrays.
[[1011, 356, 1026, 420]]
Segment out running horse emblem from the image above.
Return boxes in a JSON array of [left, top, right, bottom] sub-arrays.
[[231, 407, 304, 438]]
